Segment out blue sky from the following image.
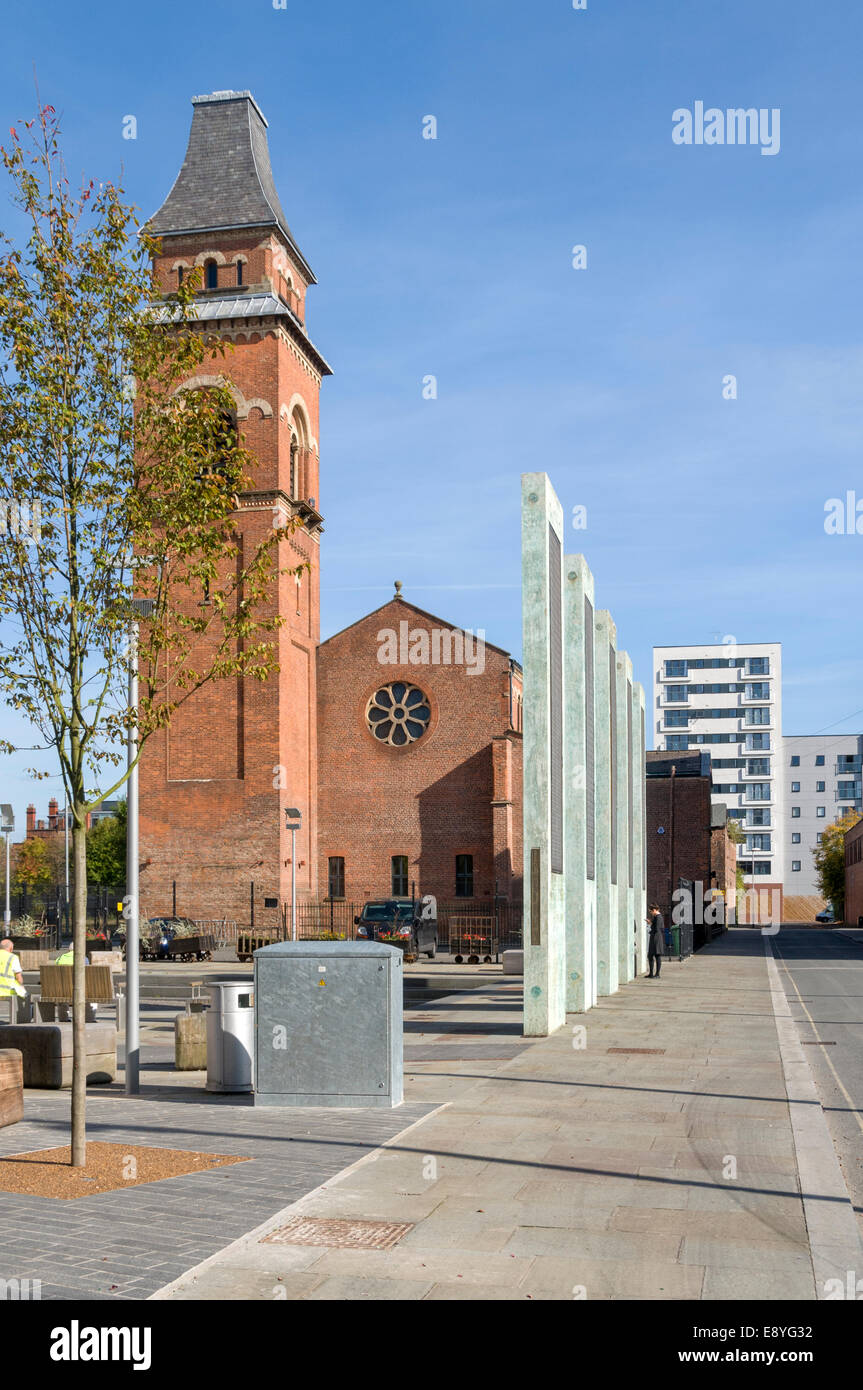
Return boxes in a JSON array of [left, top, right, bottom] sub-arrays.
[[0, 0, 861, 823]]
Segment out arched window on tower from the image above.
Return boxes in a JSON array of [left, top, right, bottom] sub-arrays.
[[193, 391, 239, 502], [177, 265, 184, 286], [236, 260, 244, 287], [204, 259, 218, 291], [290, 409, 311, 502]]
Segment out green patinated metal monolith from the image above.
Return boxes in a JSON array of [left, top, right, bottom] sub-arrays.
[[522, 473, 566, 1036]]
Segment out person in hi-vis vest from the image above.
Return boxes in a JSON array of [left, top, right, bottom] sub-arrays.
[[55, 944, 89, 966], [0, 939, 24, 995], [0, 938, 26, 1019]]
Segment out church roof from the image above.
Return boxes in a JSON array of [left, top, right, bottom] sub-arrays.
[[152, 292, 333, 377], [320, 596, 521, 667], [147, 90, 315, 283]]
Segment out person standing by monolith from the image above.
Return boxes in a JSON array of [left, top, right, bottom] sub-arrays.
[[646, 904, 664, 978]]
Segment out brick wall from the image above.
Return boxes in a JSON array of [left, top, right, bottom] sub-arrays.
[[845, 819, 863, 926], [139, 229, 324, 929], [316, 598, 523, 906], [710, 824, 738, 895], [646, 773, 712, 921]]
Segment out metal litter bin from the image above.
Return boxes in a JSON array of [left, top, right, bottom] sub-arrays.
[[206, 979, 254, 1093]]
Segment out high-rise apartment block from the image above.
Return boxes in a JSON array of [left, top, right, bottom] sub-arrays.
[[653, 643, 862, 912], [652, 643, 784, 895], [781, 734, 863, 897]]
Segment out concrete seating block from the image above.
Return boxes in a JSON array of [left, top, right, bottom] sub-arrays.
[[0, 1050, 24, 1126], [0, 1023, 116, 1088], [503, 949, 524, 976], [175, 1011, 207, 1070], [17, 950, 52, 971]]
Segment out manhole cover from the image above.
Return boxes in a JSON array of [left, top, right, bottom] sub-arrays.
[[262, 1217, 413, 1250], [607, 1047, 665, 1055]]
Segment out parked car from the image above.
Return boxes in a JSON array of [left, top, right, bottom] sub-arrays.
[[354, 898, 438, 959], [815, 907, 836, 924]]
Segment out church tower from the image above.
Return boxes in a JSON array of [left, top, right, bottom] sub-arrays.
[[140, 90, 331, 928]]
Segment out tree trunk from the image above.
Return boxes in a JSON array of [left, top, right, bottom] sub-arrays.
[[70, 813, 88, 1167]]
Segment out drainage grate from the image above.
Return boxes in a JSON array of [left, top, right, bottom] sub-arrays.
[[262, 1217, 413, 1250], [607, 1047, 665, 1055], [802, 1041, 836, 1046]]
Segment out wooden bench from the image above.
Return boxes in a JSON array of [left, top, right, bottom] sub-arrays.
[[0, 1049, 23, 1126], [33, 965, 124, 1030]]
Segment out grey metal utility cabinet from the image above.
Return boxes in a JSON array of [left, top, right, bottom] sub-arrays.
[[253, 940, 403, 1108]]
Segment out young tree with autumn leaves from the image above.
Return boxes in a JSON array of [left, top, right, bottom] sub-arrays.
[[813, 810, 862, 922], [0, 106, 305, 1164]]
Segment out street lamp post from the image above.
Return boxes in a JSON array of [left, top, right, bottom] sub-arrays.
[[125, 598, 155, 1096], [284, 808, 302, 941], [1, 806, 13, 927]]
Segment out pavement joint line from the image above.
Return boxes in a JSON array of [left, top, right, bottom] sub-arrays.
[[147, 1101, 452, 1300], [764, 938, 863, 1299]]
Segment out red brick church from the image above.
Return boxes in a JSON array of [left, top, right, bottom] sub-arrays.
[[139, 91, 523, 928]]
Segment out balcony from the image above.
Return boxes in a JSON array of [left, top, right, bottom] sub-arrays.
[[835, 783, 862, 803]]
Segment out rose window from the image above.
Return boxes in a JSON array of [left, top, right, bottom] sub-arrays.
[[366, 682, 431, 746]]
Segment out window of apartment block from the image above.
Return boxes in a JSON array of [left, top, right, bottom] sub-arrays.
[[748, 835, 771, 851], [747, 782, 771, 801], [791, 833, 801, 844], [791, 806, 801, 818], [391, 855, 409, 896], [665, 660, 687, 678], [665, 685, 688, 703], [790, 755, 800, 767], [749, 808, 770, 826], [838, 781, 859, 801], [327, 856, 345, 900], [816, 806, 826, 818], [792, 860, 801, 872], [664, 711, 688, 728], [747, 733, 770, 751], [665, 736, 688, 751], [816, 781, 825, 793], [746, 683, 770, 700], [747, 657, 769, 675], [815, 755, 825, 766], [791, 781, 800, 793], [747, 759, 770, 776], [745, 708, 770, 726], [455, 855, 474, 898], [816, 833, 823, 844]]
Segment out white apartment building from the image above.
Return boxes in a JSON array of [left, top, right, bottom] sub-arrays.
[[652, 643, 784, 890], [781, 734, 863, 897]]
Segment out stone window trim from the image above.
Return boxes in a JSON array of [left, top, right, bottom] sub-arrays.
[[173, 376, 273, 421], [279, 399, 318, 455]]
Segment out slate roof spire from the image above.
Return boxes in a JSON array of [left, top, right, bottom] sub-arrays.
[[148, 90, 315, 283]]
